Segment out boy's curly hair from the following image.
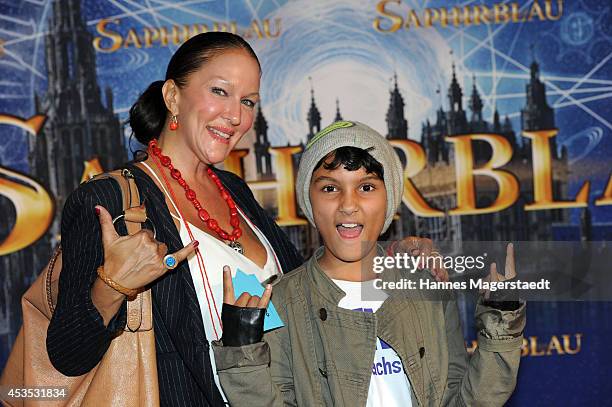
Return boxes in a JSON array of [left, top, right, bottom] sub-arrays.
[[313, 146, 384, 179]]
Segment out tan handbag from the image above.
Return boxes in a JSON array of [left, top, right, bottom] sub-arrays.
[[0, 169, 160, 407]]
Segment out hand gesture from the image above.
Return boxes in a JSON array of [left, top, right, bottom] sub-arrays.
[[221, 266, 271, 347], [480, 243, 517, 300], [222, 266, 272, 309], [396, 236, 449, 282], [96, 205, 197, 294]]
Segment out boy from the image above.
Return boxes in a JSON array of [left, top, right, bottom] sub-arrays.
[[213, 121, 525, 406]]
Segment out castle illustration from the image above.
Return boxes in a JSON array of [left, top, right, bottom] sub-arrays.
[[32, 0, 127, 232], [249, 58, 585, 258], [0, 0, 604, 370], [0, 0, 126, 362], [245, 58, 596, 337]]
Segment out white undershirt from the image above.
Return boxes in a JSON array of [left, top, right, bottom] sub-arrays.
[[141, 162, 282, 401], [332, 279, 413, 407]]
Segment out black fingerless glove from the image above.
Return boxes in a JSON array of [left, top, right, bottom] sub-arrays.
[[482, 277, 521, 311], [221, 303, 266, 347]]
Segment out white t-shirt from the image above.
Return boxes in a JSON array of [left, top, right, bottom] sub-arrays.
[[332, 279, 413, 407]]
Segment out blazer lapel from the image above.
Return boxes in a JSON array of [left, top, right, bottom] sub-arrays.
[[129, 165, 211, 394]]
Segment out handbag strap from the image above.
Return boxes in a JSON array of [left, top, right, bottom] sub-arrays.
[[96, 168, 153, 333]]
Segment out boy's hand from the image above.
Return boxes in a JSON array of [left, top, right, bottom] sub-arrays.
[[479, 243, 517, 300], [220, 265, 271, 347], [395, 237, 449, 282], [222, 265, 272, 308]]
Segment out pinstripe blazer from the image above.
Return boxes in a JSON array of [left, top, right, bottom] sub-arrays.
[[47, 163, 303, 406]]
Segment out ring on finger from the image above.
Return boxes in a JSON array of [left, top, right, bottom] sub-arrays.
[[163, 254, 178, 270]]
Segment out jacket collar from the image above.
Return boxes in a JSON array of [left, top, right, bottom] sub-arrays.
[[305, 247, 347, 304]]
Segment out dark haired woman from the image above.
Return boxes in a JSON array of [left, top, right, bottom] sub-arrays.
[[46, 32, 303, 406]]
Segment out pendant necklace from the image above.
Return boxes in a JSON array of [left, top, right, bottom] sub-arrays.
[[149, 139, 244, 255]]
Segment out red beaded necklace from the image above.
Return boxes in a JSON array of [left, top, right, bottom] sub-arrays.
[[148, 139, 244, 254]]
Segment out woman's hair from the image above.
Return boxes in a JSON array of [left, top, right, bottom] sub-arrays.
[[129, 32, 260, 145], [313, 146, 384, 179]]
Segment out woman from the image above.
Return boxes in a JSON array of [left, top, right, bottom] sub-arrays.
[[46, 32, 303, 406]]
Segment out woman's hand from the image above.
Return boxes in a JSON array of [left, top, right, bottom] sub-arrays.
[[221, 266, 271, 346], [92, 205, 197, 326], [96, 205, 197, 293]]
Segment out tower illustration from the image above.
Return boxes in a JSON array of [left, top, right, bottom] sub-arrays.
[[306, 80, 321, 142], [31, 0, 126, 241], [253, 105, 273, 179], [386, 73, 408, 140]]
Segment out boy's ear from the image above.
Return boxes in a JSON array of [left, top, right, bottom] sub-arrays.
[[162, 79, 180, 116]]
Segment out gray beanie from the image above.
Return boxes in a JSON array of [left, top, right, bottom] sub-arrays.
[[296, 121, 404, 234]]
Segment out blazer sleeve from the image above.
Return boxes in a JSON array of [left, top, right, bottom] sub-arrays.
[[442, 295, 526, 406], [46, 179, 128, 376]]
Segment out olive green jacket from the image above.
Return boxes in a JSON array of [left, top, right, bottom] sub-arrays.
[[212, 248, 526, 406]]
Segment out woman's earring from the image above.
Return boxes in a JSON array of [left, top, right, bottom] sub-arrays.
[[169, 115, 179, 131]]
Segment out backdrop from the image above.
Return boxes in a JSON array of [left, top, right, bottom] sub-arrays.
[[0, 0, 611, 405]]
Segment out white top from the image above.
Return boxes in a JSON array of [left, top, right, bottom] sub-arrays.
[[141, 162, 282, 401], [332, 279, 413, 407]]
